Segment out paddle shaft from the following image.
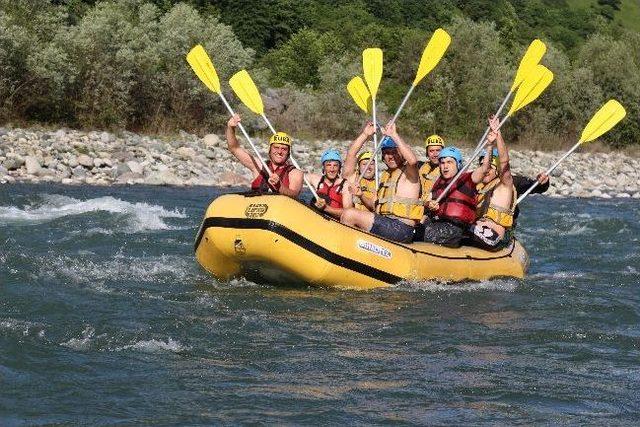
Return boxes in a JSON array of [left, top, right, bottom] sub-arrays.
[[516, 141, 580, 205], [219, 92, 270, 173], [434, 89, 515, 203], [261, 115, 321, 200], [391, 85, 415, 125], [354, 85, 417, 184], [435, 114, 510, 203], [372, 99, 380, 188]]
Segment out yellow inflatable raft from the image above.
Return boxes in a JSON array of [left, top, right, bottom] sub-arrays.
[[194, 193, 529, 290]]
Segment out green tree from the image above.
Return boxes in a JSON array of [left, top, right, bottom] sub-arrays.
[[261, 29, 343, 88]]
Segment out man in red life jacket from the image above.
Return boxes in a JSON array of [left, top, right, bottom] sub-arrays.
[[423, 141, 493, 247], [226, 114, 303, 197], [307, 148, 347, 219]]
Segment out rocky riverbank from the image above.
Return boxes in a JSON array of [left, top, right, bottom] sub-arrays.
[[1, 127, 639, 199]]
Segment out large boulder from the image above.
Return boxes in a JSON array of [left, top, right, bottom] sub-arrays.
[[203, 133, 221, 148], [112, 162, 131, 178], [126, 160, 144, 175], [176, 146, 196, 160], [3, 155, 25, 171], [24, 156, 42, 175], [144, 170, 182, 186], [77, 154, 94, 168]]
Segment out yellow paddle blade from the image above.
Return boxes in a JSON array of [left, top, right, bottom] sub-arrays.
[[507, 65, 553, 116], [229, 69, 264, 115], [186, 44, 221, 94], [413, 28, 451, 86], [347, 76, 372, 114], [362, 48, 383, 99], [579, 100, 626, 143], [510, 39, 547, 91]]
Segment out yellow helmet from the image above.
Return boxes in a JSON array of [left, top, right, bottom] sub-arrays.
[[357, 151, 373, 163], [269, 132, 292, 147], [425, 134, 444, 147]]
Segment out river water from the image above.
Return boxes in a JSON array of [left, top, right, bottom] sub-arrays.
[[1, 183, 639, 424]]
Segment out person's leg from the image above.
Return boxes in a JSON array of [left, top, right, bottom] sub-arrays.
[[423, 221, 464, 248], [370, 215, 415, 243], [340, 208, 375, 231], [470, 223, 504, 251]]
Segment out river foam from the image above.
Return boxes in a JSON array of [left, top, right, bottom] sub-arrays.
[[0, 194, 185, 232]]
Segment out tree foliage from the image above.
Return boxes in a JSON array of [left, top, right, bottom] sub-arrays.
[[1, 0, 639, 146]]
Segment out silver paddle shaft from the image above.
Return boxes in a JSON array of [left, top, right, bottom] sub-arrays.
[[434, 89, 514, 203], [219, 92, 270, 173], [354, 85, 416, 184], [516, 141, 580, 205], [372, 99, 380, 188]]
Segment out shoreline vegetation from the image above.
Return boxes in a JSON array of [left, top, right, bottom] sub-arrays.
[[1, 1, 640, 147], [1, 126, 639, 199]]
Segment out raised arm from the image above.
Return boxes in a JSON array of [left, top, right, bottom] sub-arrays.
[[226, 114, 261, 176], [471, 116, 499, 184], [494, 122, 513, 187], [385, 122, 419, 182], [343, 121, 375, 179]]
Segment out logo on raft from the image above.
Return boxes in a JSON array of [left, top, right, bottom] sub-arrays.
[[245, 203, 268, 218], [356, 239, 392, 259]]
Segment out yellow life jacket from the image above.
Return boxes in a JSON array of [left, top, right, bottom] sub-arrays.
[[353, 177, 377, 211], [375, 167, 424, 221], [476, 178, 516, 228], [419, 161, 440, 202]]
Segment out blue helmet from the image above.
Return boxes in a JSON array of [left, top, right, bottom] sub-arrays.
[[479, 147, 499, 168], [479, 148, 499, 159], [380, 136, 397, 150], [320, 148, 342, 165], [438, 146, 463, 170]]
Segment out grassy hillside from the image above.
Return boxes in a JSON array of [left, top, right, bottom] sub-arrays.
[[567, 0, 640, 32]]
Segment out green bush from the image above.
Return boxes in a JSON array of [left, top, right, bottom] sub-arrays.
[[0, 0, 253, 131], [0, 0, 639, 148]]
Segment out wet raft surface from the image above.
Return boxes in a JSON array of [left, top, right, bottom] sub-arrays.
[[1, 183, 639, 424]]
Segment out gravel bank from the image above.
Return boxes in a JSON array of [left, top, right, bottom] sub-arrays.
[[1, 127, 639, 199]]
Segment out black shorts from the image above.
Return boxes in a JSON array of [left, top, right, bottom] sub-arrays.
[[422, 219, 466, 248], [370, 214, 415, 243]]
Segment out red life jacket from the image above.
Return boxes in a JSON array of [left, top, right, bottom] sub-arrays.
[[316, 177, 345, 208], [251, 161, 295, 193], [431, 171, 477, 224]]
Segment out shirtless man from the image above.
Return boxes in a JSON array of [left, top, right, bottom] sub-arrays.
[[226, 114, 303, 197], [472, 116, 515, 249], [340, 122, 423, 243], [342, 121, 377, 211]]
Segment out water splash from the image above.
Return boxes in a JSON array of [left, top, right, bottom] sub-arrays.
[[41, 254, 201, 285], [392, 278, 519, 293], [0, 318, 46, 338], [60, 325, 96, 351], [0, 194, 185, 232], [114, 338, 188, 354]]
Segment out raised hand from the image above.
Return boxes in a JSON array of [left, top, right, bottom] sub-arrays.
[[362, 121, 376, 137], [228, 114, 241, 128]]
